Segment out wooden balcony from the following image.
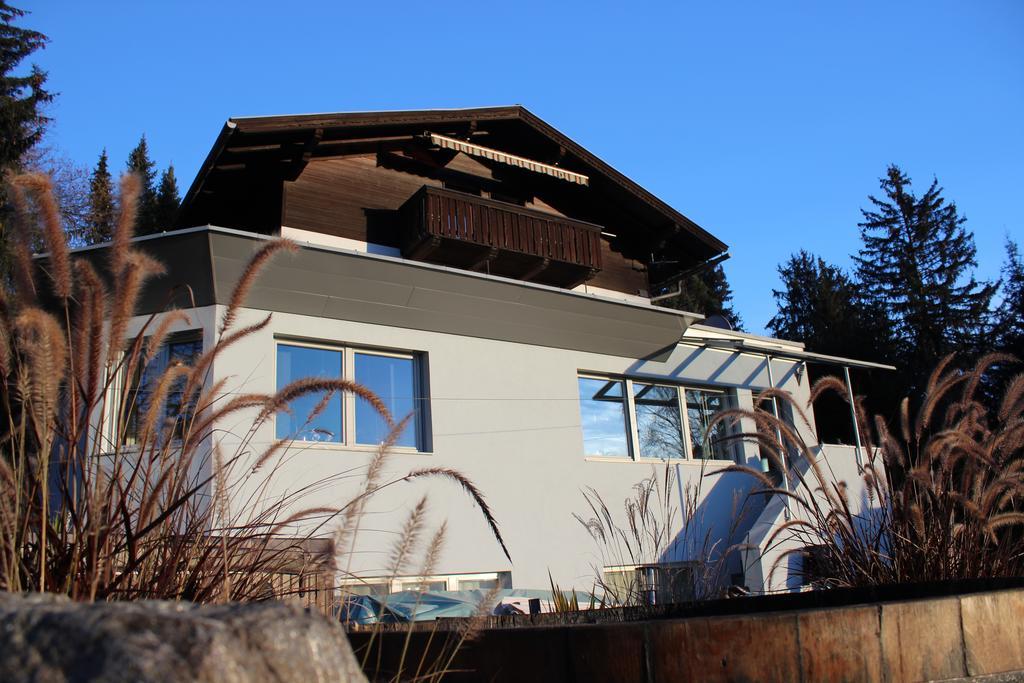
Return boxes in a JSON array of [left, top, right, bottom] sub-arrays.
[[398, 186, 603, 288]]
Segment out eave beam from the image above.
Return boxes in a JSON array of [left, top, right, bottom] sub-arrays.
[[284, 127, 323, 181]]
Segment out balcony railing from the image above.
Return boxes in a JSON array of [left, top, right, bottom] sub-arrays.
[[398, 186, 603, 288]]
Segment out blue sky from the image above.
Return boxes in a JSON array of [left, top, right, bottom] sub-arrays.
[[19, 1, 1024, 333]]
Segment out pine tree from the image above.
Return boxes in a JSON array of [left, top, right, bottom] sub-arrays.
[[768, 251, 863, 356], [768, 250, 899, 438], [0, 2, 52, 269], [126, 135, 158, 234], [153, 164, 180, 231], [660, 264, 742, 330], [85, 149, 115, 244], [767, 249, 900, 370], [855, 165, 995, 396], [995, 238, 1024, 361], [0, 2, 51, 172]]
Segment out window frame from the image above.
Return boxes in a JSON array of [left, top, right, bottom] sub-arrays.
[[274, 338, 431, 453], [337, 570, 511, 595], [601, 561, 699, 603], [111, 329, 204, 448], [578, 372, 737, 463], [682, 386, 736, 462], [577, 374, 634, 459]]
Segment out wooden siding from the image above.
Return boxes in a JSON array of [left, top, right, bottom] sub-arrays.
[[588, 238, 648, 295], [283, 155, 439, 245], [525, 195, 567, 217], [283, 155, 647, 295], [444, 152, 494, 179]]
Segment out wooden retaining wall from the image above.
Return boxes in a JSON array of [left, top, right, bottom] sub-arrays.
[[348, 580, 1024, 682]]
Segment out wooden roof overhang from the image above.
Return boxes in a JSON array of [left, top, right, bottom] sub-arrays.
[[178, 106, 728, 275]]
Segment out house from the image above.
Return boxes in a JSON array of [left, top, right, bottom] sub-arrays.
[[101, 106, 891, 603]]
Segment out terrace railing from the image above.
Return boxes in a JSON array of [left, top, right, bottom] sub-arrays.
[[398, 185, 602, 287]]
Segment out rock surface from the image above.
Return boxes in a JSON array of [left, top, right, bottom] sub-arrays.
[[0, 593, 368, 683]]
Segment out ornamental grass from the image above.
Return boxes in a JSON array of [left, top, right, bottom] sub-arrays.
[[713, 354, 1024, 587], [0, 171, 506, 627]]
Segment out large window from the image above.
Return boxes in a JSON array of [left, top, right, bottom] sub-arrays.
[[577, 377, 631, 457], [755, 391, 799, 475], [123, 332, 203, 446], [275, 341, 428, 451], [578, 374, 736, 461], [354, 351, 418, 449], [276, 344, 343, 442], [634, 382, 686, 460], [684, 389, 732, 460]]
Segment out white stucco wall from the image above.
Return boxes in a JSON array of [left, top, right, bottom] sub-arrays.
[[742, 443, 881, 593], [133, 300, 827, 595]]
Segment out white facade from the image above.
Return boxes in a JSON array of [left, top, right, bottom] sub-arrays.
[[133, 270, 871, 595]]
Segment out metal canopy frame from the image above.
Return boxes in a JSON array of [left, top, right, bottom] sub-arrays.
[[689, 337, 896, 372], [687, 335, 896, 518]]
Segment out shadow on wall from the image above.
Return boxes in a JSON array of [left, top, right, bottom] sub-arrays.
[[654, 466, 765, 597], [751, 444, 887, 592]]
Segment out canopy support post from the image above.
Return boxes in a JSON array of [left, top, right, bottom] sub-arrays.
[[843, 365, 864, 470], [764, 355, 791, 520]]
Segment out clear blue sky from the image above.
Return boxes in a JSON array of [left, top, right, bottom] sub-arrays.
[[19, 1, 1024, 333]]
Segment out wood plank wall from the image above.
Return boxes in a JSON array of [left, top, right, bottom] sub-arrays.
[[283, 155, 648, 295], [284, 155, 436, 245]]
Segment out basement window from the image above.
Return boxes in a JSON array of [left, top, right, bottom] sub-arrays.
[[338, 571, 512, 595], [601, 563, 697, 605]]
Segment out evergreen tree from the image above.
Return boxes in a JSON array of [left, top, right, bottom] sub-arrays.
[[0, 2, 52, 269], [768, 250, 899, 438], [126, 135, 158, 234], [153, 164, 180, 230], [995, 238, 1024, 361], [0, 2, 50, 172], [85, 149, 115, 244], [855, 165, 995, 396], [768, 251, 863, 357], [660, 264, 742, 330]]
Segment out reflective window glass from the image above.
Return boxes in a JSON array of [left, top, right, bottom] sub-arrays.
[[275, 344, 343, 442], [354, 353, 417, 448], [633, 383, 685, 460], [685, 389, 731, 460], [124, 334, 202, 445], [578, 377, 630, 457]]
